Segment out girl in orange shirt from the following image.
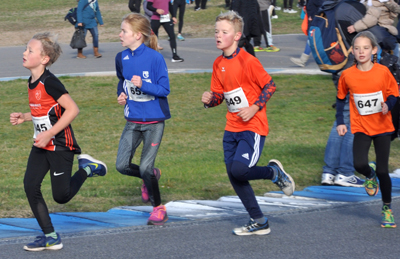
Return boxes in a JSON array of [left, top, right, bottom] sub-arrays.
[[336, 31, 399, 228]]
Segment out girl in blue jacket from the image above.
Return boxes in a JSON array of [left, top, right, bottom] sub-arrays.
[[115, 13, 170, 225], [76, 0, 104, 58]]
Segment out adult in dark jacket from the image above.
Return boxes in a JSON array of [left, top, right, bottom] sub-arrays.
[[231, 0, 261, 57], [76, 0, 104, 59]]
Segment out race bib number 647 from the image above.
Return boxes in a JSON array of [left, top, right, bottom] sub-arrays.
[[353, 91, 384, 115]]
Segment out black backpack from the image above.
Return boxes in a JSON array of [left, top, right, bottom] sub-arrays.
[[64, 1, 94, 25], [65, 7, 78, 25]]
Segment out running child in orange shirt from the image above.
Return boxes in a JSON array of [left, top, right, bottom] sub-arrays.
[[201, 11, 295, 236], [336, 31, 399, 228]]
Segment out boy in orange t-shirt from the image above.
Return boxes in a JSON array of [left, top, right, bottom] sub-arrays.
[[201, 11, 295, 236]]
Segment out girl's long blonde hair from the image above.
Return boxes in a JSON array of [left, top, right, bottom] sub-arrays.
[[122, 13, 158, 51]]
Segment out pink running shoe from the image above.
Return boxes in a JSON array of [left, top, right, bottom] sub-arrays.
[[141, 168, 162, 203], [147, 205, 168, 225]]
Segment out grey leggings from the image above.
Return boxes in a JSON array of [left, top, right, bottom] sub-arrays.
[[116, 121, 165, 207]]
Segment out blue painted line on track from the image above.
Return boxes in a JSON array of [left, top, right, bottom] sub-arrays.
[[2, 177, 400, 240]]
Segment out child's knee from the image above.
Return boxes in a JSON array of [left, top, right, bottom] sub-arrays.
[[229, 161, 250, 181], [116, 162, 129, 175], [53, 193, 70, 204]]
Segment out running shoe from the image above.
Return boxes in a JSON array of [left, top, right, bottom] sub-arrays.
[[334, 174, 364, 187], [77, 154, 107, 177], [232, 218, 271, 236], [172, 55, 184, 62], [369, 161, 376, 172], [177, 34, 185, 41], [284, 8, 298, 13], [254, 46, 265, 52], [381, 205, 397, 228], [141, 168, 162, 203], [274, 6, 281, 11], [265, 45, 280, 52], [23, 233, 63, 251], [269, 159, 295, 196], [147, 205, 168, 225], [272, 15, 278, 19], [363, 162, 379, 196], [321, 172, 335, 185]]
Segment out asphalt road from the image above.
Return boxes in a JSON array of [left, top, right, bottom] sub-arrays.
[[1, 199, 399, 259]]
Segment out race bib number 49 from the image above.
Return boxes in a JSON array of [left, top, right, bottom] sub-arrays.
[[124, 79, 155, 102], [353, 91, 384, 115], [224, 87, 249, 113]]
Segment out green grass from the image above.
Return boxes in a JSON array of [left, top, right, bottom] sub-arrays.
[[3, 74, 400, 218]]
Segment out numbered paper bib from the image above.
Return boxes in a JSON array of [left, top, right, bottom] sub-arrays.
[[353, 91, 383, 115], [224, 87, 249, 113], [32, 115, 53, 139], [124, 80, 155, 102], [160, 14, 170, 23]]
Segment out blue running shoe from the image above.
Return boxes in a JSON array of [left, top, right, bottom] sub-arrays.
[[233, 218, 271, 236], [77, 154, 107, 177], [269, 159, 295, 196], [23, 233, 63, 251], [177, 34, 185, 41]]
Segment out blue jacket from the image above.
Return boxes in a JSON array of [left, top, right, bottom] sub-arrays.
[[76, 0, 103, 29], [115, 44, 171, 122]]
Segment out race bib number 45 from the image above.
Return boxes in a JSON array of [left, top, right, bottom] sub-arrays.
[[224, 87, 249, 113], [124, 79, 155, 102], [353, 91, 384, 115], [32, 115, 53, 139]]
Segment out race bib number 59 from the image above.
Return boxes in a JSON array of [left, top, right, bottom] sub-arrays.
[[353, 91, 384, 115], [124, 79, 155, 102], [224, 87, 249, 113]]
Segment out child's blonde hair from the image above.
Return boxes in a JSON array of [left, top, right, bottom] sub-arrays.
[[122, 13, 158, 51], [215, 11, 244, 34], [352, 31, 379, 64], [32, 32, 62, 67]]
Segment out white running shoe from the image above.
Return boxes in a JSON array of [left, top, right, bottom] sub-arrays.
[[334, 174, 364, 187], [321, 172, 335, 185]]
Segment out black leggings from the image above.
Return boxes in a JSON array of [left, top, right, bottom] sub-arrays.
[[128, 0, 142, 13], [353, 133, 392, 204], [284, 0, 294, 9], [24, 147, 87, 234], [151, 19, 178, 56], [173, 0, 186, 34]]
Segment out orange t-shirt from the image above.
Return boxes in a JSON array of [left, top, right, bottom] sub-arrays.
[[337, 63, 399, 136], [211, 49, 272, 136]]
